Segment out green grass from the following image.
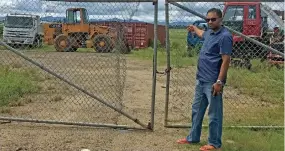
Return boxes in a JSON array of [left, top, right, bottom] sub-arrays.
[[179, 128, 284, 151], [0, 65, 39, 107], [227, 60, 284, 103]]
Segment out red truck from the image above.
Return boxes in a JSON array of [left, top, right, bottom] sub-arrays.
[[222, 2, 284, 69]]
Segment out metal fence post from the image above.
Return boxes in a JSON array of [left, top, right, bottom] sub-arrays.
[[164, 0, 171, 127], [150, 0, 159, 131]]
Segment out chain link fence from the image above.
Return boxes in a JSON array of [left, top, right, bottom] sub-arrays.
[[0, 0, 283, 130], [0, 0, 159, 130], [164, 0, 284, 128]]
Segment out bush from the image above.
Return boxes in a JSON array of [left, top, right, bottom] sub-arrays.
[[0, 66, 39, 107]]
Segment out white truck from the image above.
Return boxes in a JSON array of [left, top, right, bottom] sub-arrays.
[[2, 13, 43, 48]]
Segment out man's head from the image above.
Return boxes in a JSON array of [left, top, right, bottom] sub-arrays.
[[206, 8, 223, 31]]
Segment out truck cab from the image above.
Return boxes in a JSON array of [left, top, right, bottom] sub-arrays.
[[222, 2, 266, 44], [222, 2, 284, 69], [2, 14, 43, 48], [186, 20, 208, 57]]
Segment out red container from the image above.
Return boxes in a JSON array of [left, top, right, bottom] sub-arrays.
[[91, 21, 166, 49]]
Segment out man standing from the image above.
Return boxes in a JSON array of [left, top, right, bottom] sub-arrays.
[[176, 8, 233, 151]]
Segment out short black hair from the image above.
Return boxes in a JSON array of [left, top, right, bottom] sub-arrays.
[[207, 8, 223, 18]]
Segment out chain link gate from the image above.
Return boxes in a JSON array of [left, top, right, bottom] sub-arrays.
[[0, 0, 159, 130], [164, 0, 284, 129]]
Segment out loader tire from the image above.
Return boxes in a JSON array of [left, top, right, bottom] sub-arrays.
[[54, 34, 71, 52], [32, 35, 43, 48], [93, 34, 113, 53]]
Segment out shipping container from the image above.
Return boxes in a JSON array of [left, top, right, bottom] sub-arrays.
[[92, 21, 166, 49]]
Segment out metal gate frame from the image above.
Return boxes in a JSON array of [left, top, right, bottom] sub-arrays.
[[163, 0, 284, 129], [0, 0, 159, 131]]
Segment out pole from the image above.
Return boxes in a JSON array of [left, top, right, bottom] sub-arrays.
[[0, 117, 147, 130], [165, 123, 284, 130], [150, 0, 158, 130], [164, 1, 171, 127]]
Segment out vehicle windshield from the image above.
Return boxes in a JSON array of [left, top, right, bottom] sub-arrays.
[[223, 6, 244, 32], [223, 6, 243, 21], [66, 9, 89, 24], [4, 16, 34, 28]]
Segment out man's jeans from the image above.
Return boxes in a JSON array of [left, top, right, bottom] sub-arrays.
[[186, 80, 223, 148]]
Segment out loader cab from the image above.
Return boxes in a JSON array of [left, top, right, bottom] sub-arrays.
[[66, 8, 89, 24], [62, 8, 90, 34]]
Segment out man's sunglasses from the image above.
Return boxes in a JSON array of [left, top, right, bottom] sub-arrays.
[[205, 18, 218, 22]]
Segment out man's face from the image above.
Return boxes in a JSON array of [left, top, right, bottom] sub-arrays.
[[206, 12, 222, 30]]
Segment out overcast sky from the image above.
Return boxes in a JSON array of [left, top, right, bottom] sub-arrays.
[[0, 0, 283, 26]]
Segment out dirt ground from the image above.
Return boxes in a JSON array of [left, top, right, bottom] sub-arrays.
[[0, 50, 200, 151], [0, 50, 281, 151]]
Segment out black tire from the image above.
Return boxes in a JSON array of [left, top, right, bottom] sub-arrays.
[[54, 34, 71, 52], [70, 47, 77, 52], [115, 29, 131, 54], [93, 34, 113, 53], [33, 36, 43, 48]]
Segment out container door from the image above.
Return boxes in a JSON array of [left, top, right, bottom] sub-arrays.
[[134, 23, 147, 49]]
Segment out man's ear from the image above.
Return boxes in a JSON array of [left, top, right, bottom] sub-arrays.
[[219, 18, 223, 25]]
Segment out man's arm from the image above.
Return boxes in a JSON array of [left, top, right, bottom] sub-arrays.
[[193, 26, 205, 38], [217, 55, 231, 82], [218, 34, 233, 82], [212, 33, 233, 95]]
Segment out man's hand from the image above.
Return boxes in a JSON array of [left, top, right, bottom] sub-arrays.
[[187, 25, 195, 32], [212, 83, 223, 96], [187, 25, 204, 38]]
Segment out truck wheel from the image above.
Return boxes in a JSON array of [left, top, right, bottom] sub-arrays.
[[33, 36, 43, 48], [68, 47, 77, 52], [54, 34, 71, 52], [93, 34, 112, 53]]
